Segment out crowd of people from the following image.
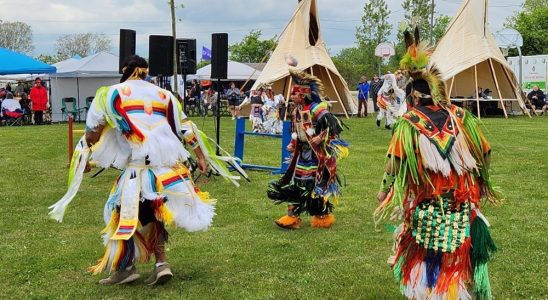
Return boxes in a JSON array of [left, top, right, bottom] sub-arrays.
[[0, 77, 50, 125], [181, 79, 286, 134]]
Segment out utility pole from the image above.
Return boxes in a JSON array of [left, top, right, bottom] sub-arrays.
[[170, 0, 178, 95], [430, 0, 435, 44]]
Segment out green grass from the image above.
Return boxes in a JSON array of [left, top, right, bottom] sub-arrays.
[[0, 116, 546, 299]]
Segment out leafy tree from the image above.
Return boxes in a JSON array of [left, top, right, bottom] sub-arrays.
[[432, 15, 451, 43], [401, 0, 432, 39], [36, 54, 61, 65], [197, 60, 210, 69], [505, 0, 548, 56], [229, 30, 276, 63], [334, 0, 393, 85], [0, 20, 34, 54], [355, 0, 392, 47], [55, 33, 111, 60]]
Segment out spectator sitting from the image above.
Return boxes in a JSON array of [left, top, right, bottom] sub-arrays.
[[19, 92, 32, 120], [527, 85, 547, 115], [482, 88, 493, 99], [1, 92, 23, 118], [202, 87, 217, 116]]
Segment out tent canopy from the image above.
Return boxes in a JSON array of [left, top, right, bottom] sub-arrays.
[[189, 61, 261, 81], [51, 52, 119, 78], [249, 0, 356, 116], [430, 0, 527, 117], [0, 47, 56, 75]]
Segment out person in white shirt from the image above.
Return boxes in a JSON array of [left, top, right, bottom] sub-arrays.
[[1, 92, 23, 117]]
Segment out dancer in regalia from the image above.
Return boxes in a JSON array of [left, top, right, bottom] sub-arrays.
[[375, 29, 501, 300], [376, 73, 406, 130], [49, 55, 246, 285], [267, 56, 348, 229], [263, 93, 284, 134]]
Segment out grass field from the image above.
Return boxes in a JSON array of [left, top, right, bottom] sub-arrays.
[[0, 116, 547, 299]]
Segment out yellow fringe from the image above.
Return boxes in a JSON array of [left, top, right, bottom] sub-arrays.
[[197, 191, 216, 205], [155, 203, 174, 225]]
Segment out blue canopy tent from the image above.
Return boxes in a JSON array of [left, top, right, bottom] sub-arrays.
[[0, 47, 56, 75]]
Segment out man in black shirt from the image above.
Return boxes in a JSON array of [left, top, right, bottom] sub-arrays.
[[369, 74, 383, 112], [527, 85, 547, 115]]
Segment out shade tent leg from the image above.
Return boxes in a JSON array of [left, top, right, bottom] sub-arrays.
[[474, 64, 481, 119], [501, 65, 532, 117], [325, 68, 349, 119], [488, 58, 508, 118]]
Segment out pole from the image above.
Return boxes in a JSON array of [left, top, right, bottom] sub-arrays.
[[430, 0, 435, 44], [378, 58, 381, 77], [170, 0, 178, 96], [182, 74, 187, 112], [68, 115, 73, 164], [518, 46, 523, 89], [215, 78, 221, 155], [76, 77, 80, 122]]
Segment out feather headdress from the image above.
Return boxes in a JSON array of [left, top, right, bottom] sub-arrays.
[[400, 28, 449, 106]]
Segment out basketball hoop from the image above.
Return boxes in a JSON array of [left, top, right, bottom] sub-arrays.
[[375, 42, 395, 66], [500, 47, 509, 57]]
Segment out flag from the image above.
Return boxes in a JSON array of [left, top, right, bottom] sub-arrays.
[[202, 46, 212, 61]]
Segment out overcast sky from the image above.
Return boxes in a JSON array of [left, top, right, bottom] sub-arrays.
[[0, 0, 525, 58]]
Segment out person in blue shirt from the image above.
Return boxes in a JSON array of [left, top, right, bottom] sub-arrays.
[[356, 76, 370, 117]]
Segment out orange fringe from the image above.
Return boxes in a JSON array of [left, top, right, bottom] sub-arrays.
[[311, 214, 335, 228]]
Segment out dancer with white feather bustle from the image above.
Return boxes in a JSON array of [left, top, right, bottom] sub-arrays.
[[376, 73, 406, 130], [49, 55, 247, 286], [375, 28, 502, 300]]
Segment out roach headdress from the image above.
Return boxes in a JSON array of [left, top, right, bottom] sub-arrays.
[[286, 55, 325, 104], [400, 28, 449, 106]]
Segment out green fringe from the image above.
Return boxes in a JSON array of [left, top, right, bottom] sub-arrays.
[[381, 119, 425, 220], [461, 111, 503, 203], [392, 255, 404, 292], [474, 264, 493, 300], [471, 217, 496, 300], [471, 217, 497, 267]]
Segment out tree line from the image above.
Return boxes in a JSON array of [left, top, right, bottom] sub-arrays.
[[0, 20, 111, 64], [0, 0, 545, 82]]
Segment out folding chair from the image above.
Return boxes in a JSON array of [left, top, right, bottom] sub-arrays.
[[85, 97, 94, 112], [2, 109, 24, 126], [186, 97, 197, 116], [61, 97, 79, 121]]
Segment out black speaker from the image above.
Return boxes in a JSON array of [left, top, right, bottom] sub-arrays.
[[211, 33, 228, 79], [119, 29, 136, 73], [177, 39, 196, 75], [149, 35, 174, 76]]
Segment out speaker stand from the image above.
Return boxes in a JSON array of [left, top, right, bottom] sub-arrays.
[[215, 78, 221, 156]]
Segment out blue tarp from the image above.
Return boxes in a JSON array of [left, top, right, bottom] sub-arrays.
[[0, 47, 56, 75]]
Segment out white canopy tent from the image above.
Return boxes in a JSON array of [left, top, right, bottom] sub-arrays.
[[187, 61, 261, 81], [50, 52, 121, 122], [430, 0, 528, 118]]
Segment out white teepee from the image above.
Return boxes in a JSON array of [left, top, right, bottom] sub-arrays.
[[248, 0, 356, 117], [430, 0, 528, 117]]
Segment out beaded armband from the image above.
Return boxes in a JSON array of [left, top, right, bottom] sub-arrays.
[[182, 121, 200, 149]]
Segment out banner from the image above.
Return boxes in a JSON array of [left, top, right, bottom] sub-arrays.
[[202, 46, 212, 61]]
